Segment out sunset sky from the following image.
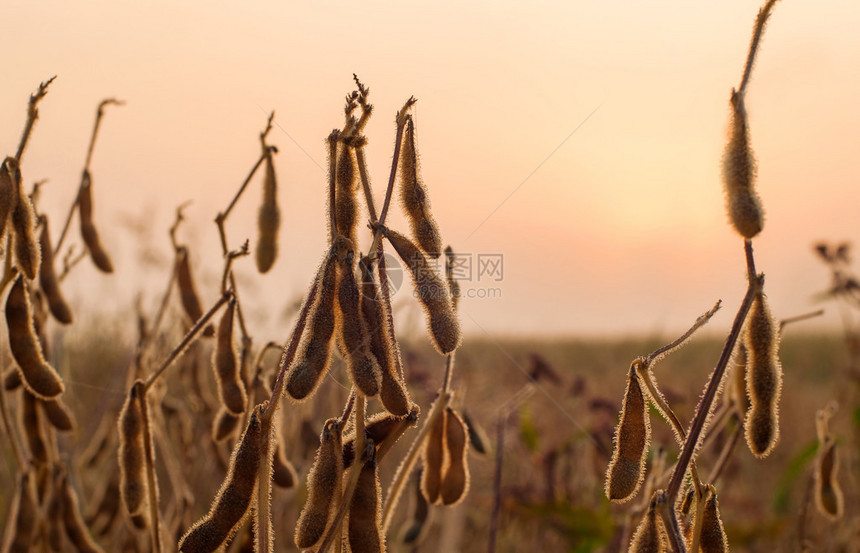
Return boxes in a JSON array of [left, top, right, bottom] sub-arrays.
[[3, 1, 860, 339]]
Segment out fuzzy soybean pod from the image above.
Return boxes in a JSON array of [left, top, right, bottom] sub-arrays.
[[4, 472, 37, 553], [400, 116, 442, 258], [814, 406, 843, 520], [3, 367, 22, 390], [722, 91, 763, 239], [335, 141, 359, 245], [179, 406, 265, 553], [286, 252, 338, 400], [61, 475, 106, 553], [359, 257, 409, 415], [212, 407, 241, 443], [175, 246, 214, 337], [271, 442, 297, 489], [342, 410, 413, 469], [40, 397, 75, 432], [118, 382, 147, 519], [337, 247, 382, 398], [6, 275, 64, 399], [21, 391, 48, 463], [9, 168, 41, 282], [38, 216, 73, 324], [383, 228, 461, 354], [743, 289, 782, 458], [402, 469, 429, 545], [77, 170, 113, 273], [0, 158, 20, 246], [255, 148, 280, 273], [605, 365, 650, 503], [440, 407, 470, 506], [421, 405, 447, 504], [348, 455, 385, 553], [699, 485, 729, 553], [629, 498, 664, 553], [295, 418, 344, 549], [212, 299, 247, 415]]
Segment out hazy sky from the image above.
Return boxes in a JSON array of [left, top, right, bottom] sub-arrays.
[[3, 1, 860, 339]]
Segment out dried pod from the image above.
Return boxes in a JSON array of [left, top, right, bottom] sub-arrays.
[[255, 148, 280, 273], [440, 407, 470, 505], [22, 389, 48, 463], [421, 405, 447, 504], [295, 418, 343, 549], [629, 498, 665, 553], [402, 469, 429, 545], [722, 92, 763, 238], [41, 397, 76, 432], [4, 472, 37, 553], [175, 246, 214, 337], [179, 406, 265, 553], [272, 442, 297, 489], [0, 157, 18, 242], [4, 367, 22, 390], [212, 407, 241, 442], [814, 438, 843, 520], [8, 159, 41, 280], [731, 342, 750, 416], [348, 455, 385, 553], [77, 170, 113, 273], [399, 117, 442, 257], [286, 252, 338, 400], [117, 382, 147, 518], [38, 216, 73, 324], [336, 245, 382, 397], [343, 410, 410, 469], [212, 299, 247, 415], [743, 289, 782, 458], [383, 228, 461, 354], [335, 142, 358, 244], [359, 257, 409, 415], [680, 488, 695, 518], [605, 365, 650, 503], [444, 246, 461, 311], [61, 474, 106, 553], [462, 410, 489, 456], [700, 485, 729, 553]]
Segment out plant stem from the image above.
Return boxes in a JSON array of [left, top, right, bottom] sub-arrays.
[[707, 414, 742, 485], [137, 381, 164, 553], [15, 76, 56, 164], [739, 0, 782, 95]]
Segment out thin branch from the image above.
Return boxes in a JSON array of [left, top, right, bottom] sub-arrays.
[[137, 381, 164, 553], [779, 309, 825, 333], [15, 76, 56, 163], [706, 414, 742, 484], [738, 0, 782, 96], [645, 300, 721, 365]]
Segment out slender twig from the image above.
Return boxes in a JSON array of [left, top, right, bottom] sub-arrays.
[[656, 491, 687, 553], [137, 382, 164, 553], [147, 257, 178, 342], [645, 301, 721, 365], [54, 97, 123, 255], [57, 246, 87, 283], [221, 240, 250, 294], [442, 353, 456, 393], [779, 309, 825, 333], [738, 0, 782, 96], [15, 76, 56, 164], [143, 292, 232, 391], [706, 414, 742, 484]]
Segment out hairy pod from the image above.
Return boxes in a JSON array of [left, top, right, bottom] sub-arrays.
[[118, 382, 147, 518], [77, 170, 113, 273], [255, 149, 280, 273], [179, 406, 265, 552], [286, 252, 338, 400], [462, 410, 489, 456], [295, 418, 343, 549], [383, 228, 461, 354], [272, 442, 297, 489], [38, 216, 73, 324], [212, 299, 247, 415], [4, 472, 37, 553], [0, 157, 18, 243], [402, 469, 430, 545], [731, 342, 750, 416], [400, 116, 442, 257], [605, 365, 650, 503], [348, 455, 385, 553], [22, 389, 48, 463], [440, 407, 470, 505], [444, 246, 461, 311], [699, 485, 729, 553], [335, 142, 358, 244], [41, 397, 76, 432], [743, 289, 782, 458], [4, 367, 22, 390], [421, 405, 447, 504], [212, 407, 241, 442], [359, 257, 409, 415], [814, 438, 843, 520], [61, 475, 106, 553], [722, 92, 763, 238], [175, 246, 214, 337], [336, 246, 382, 397], [629, 499, 665, 553], [8, 160, 41, 280], [343, 410, 415, 469]]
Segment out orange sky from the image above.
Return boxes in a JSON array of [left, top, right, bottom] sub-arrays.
[[3, 1, 860, 338]]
